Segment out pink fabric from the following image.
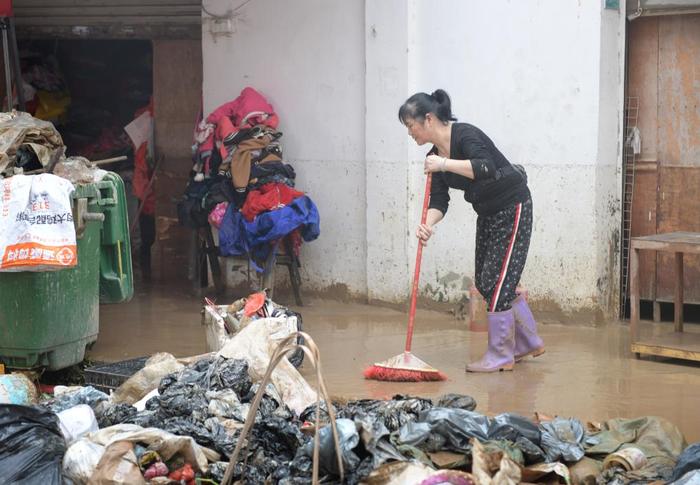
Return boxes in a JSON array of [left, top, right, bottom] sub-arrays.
[[208, 202, 229, 228], [206, 87, 279, 129]]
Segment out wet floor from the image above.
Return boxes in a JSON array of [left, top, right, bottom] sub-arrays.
[[93, 283, 700, 442]]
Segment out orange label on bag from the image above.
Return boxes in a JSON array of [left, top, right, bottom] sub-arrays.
[[1, 242, 77, 269]]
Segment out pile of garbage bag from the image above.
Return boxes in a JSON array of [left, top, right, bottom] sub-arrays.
[[2, 295, 699, 484]]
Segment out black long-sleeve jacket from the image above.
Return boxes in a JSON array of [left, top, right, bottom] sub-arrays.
[[428, 123, 530, 216]]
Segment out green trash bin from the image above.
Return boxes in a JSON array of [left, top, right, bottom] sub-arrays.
[[0, 172, 133, 370]]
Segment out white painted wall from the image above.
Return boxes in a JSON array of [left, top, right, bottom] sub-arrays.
[[202, 0, 367, 295], [404, 0, 625, 316], [201, 0, 625, 317]]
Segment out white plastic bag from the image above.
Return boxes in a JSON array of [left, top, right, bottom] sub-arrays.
[[62, 438, 105, 485], [217, 317, 316, 415], [111, 352, 183, 405], [57, 404, 98, 445], [89, 424, 219, 472], [0, 173, 77, 271]]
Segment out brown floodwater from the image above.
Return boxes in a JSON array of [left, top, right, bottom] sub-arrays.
[[93, 283, 700, 442]]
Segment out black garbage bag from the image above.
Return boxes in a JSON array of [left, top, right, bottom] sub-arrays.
[[299, 400, 335, 425], [252, 415, 307, 461], [398, 408, 491, 453], [354, 413, 406, 467], [489, 413, 546, 464], [671, 442, 700, 483], [338, 395, 434, 431], [158, 384, 210, 419], [205, 357, 252, 396], [0, 405, 66, 485], [98, 402, 137, 427], [539, 417, 585, 462], [436, 393, 477, 411], [299, 418, 361, 477]]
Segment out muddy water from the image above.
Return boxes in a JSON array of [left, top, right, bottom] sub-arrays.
[[94, 284, 700, 442]]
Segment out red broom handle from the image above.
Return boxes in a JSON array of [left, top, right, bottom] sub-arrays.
[[405, 173, 432, 353]]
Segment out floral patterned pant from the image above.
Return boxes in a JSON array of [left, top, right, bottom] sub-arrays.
[[475, 198, 533, 312]]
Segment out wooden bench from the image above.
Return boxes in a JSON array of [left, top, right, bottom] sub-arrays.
[[630, 231, 700, 361]]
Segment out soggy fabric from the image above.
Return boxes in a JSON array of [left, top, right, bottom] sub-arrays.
[[585, 416, 685, 484], [241, 182, 304, 221], [249, 160, 296, 185], [229, 135, 280, 189], [194, 87, 279, 177], [219, 195, 320, 269], [0, 404, 66, 485], [585, 416, 685, 463], [671, 443, 700, 483]]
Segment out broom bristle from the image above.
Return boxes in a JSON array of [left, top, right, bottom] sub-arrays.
[[363, 364, 447, 382]]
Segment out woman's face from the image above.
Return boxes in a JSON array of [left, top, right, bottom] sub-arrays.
[[404, 116, 430, 145]]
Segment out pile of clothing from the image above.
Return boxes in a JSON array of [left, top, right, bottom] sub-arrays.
[[180, 87, 319, 272]]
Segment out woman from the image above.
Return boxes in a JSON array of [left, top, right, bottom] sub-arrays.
[[398, 89, 544, 373]]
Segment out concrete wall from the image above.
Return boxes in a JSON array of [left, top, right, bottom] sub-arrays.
[[201, 0, 625, 317], [153, 40, 203, 280]]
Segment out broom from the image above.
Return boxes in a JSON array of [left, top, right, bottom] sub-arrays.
[[364, 172, 447, 382]]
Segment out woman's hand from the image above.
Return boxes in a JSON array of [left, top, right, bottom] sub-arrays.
[[416, 223, 434, 246], [424, 154, 447, 174]]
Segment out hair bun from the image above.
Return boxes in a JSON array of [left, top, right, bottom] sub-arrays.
[[431, 89, 447, 103]]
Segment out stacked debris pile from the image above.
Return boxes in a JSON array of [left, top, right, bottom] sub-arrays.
[[180, 87, 320, 273], [3, 365, 698, 484], [2, 297, 698, 484]]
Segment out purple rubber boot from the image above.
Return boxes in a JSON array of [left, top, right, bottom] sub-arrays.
[[512, 293, 545, 362], [466, 309, 515, 373]]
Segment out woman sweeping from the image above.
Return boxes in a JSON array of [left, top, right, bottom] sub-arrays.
[[398, 89, 544, 372]]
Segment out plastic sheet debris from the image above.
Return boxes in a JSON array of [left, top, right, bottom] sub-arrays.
[[398, 408, 491, 453], [539, 417, 586, 462], [111, 352, 184, 405], [0, 404, 66, 485], [57, 404, 98, 444], [88, 423, 219, 472], [45, 385, 109, 415], [670, 469, 700, 485], [203, 294, 305, 368], [98, 402, 137, 428], [89, 440, 146, 485], [53, 156, 108, 184], [670, 442, 700, 483], [338, 394, 434, 432], [471, 439, 521, 485], [300, 418, 360, 476], [436, 393, 477, 412], [218, 318, 316, 415]]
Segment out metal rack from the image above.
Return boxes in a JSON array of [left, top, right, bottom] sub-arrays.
[[620, 96, 640, 317]]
